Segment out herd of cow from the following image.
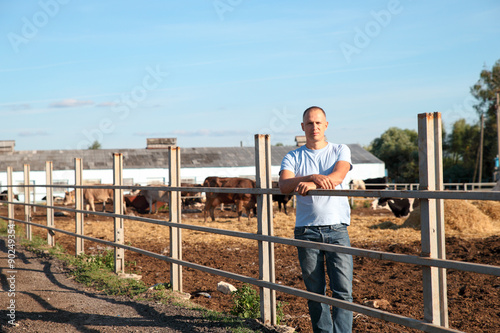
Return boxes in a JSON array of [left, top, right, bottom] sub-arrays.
[[0, 176, 417, 220], [57, 176, 293, 222]]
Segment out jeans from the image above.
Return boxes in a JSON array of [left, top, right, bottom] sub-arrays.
[[294, 224, 353, 333]]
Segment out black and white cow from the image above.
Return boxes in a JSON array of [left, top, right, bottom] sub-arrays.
[[373, 197, 419, 218], [363, 177, 389, 190], [0, 190, 19, 201]]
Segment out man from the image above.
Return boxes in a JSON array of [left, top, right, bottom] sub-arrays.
[[279, 106, 353, 333]]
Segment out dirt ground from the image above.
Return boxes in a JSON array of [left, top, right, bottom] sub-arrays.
[[2, 199, 500, 333]]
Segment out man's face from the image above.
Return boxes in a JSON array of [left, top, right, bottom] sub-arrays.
[[301, 109, 328, 142]]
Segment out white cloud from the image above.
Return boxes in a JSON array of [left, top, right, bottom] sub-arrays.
[[95, 102, 119, 107], [3, 104, 31, 111], [134, 129, 250, 137], [49, 99, 94, 108], [18, 130, 50, 137]]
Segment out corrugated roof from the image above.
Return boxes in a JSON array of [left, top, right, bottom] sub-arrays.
[[0, 144, 382, 171]]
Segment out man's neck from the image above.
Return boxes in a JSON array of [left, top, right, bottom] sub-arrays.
[[305, 140, 328, 150]]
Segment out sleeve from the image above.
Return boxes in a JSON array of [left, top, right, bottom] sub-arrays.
[[338, 144, 353, 170], [280, 152, 295, 175]]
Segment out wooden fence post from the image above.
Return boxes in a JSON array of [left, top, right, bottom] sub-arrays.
[[24, 164, 32, 240], [418, 113, 445, 326], [169, 146, 182, 292], [433, 112, 449, 327], [7, 167, 14, 228], [75, 158, 84, 256], [255, 134, 276, 325], [46, 161, 55, 247], [113, 153, 125, 273]]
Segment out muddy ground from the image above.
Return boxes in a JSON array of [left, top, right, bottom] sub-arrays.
[[3, 201, 500, 333]]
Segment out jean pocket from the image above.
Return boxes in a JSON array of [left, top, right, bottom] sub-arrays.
[[294, 227, 308, 237]]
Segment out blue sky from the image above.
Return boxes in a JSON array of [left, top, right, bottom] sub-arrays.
[[1, 1, 499, 151]]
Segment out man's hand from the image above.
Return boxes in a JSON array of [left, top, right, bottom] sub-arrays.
[[295, 181, 318, 196], [310, 174, 339, 189]]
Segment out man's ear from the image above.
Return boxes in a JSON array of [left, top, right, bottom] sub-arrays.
[[301, 122, 304, 131]]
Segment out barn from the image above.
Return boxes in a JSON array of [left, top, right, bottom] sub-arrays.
[[0, 138, 384, 202]]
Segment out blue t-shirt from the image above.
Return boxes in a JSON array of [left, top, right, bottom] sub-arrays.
[[280, 142, 352, 227]]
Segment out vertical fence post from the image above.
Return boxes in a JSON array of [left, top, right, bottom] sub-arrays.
[[113, 153, 125, 273], [433, 112, 449, 327], [255, 134, 276, 325], [24, 164, 32, 240], [46, 161, 55, 247], [418, 113, 442, 325], [75, 158, 84, 256], [7, 167, 14, 227], [169, 146, 182, 292]]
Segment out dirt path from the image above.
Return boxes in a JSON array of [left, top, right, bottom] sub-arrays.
[[0, 237, 278, 333]]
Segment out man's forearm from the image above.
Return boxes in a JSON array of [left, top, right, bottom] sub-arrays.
[[279, 175, 313, 194]]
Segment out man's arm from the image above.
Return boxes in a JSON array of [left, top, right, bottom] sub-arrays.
[[279, 160, 351, 196], [279, 170, 316, 195]]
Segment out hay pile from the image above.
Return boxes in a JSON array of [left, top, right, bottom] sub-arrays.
[[403, 200, 500, 238]]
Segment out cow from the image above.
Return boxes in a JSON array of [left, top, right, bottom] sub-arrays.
[[0, 190, 19, 201], [63, 190, 75, 206], [272, 181, 292, 215], [181, 183, 203, 209], [41, 195, 64, 203], [373, 197, 420, 218], [363, 177, 389, 190], [349, 179, 366, 190], [203, 176, 256, 222], [63, 186, 119, 213], [138, 187, 170, 214]]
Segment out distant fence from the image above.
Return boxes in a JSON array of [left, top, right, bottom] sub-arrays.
[[353, 181, 496, 191], [1, 113, 500, 333]]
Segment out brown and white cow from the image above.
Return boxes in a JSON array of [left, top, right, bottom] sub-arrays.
[[203, 176, 256, 222], [138, 187, 170, 214]]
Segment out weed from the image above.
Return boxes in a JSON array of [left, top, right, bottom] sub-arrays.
[[230, 284, 285, 325], [231, 284, 261, 319], [0, 218, 21, 236], [153, 282, 171, 290]]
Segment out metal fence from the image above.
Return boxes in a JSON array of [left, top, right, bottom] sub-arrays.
[[1, 113, 500, 333]]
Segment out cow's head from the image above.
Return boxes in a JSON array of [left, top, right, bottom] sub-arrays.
[[63, 190, 75, 205]]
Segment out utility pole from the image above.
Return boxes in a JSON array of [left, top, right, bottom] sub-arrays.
[[496, 92, 500, 181], [479, 113, 484, 186]]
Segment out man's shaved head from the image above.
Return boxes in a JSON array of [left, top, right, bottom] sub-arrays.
[[303, 106, 326, 120]]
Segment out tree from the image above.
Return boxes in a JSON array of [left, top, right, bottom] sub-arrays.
[[88, 140, 102, 150], [367, 127, 419, 183], [470, 59, 500, 181], [443, 119, 480, 182]]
